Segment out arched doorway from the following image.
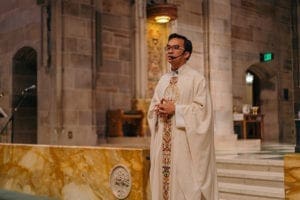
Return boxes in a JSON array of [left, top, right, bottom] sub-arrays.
[[12, 47, 37, 144], [245, 71, 260, 107], [246, 63, 278, 142]]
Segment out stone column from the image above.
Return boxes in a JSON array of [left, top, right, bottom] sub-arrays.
[[44, 0, 97, 146], [131, 0, 151, 137], [206, 0, 237, 152], [133, 0, 147, 99]]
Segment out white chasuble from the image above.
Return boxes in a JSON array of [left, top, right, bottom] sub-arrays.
[[148, 65, 219, 200]]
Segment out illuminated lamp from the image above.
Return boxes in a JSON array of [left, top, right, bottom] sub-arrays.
[[147, 3, 177, 24], [245, 72, 254, 84]]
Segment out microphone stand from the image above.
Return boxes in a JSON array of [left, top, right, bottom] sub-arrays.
[[0, 90, 29, 143]]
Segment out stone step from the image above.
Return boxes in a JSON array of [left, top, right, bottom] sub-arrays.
[[216, 157, 283, 172], [217, 168, 284, 188], [217, 157, 284, 200], [218, 182, 284, 200]]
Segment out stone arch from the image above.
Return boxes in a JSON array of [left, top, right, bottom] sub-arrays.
[[247, 63, 276, 81], [12, 46, 37, 144], [246, 62, 279, 142]]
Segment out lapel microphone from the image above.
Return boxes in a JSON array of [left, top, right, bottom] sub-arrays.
[[170, 51, 185, 60]]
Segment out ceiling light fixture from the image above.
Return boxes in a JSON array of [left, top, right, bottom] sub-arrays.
[[147, 3, 177, 24]]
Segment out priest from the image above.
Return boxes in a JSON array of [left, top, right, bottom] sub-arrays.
[[147, 33, 219, 200]]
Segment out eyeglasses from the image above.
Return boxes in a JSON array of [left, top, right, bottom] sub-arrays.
[[164, 45, 185, 51]]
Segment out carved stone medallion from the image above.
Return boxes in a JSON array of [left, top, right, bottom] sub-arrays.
[[109, 164, 132, 199]]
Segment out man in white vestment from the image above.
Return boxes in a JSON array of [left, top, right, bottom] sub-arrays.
[[147, 33, 219, 200]]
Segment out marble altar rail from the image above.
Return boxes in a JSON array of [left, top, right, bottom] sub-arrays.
[[0, 143, 150, 200]]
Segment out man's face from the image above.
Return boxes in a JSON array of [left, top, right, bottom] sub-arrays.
[[165, 38, 189, 69]]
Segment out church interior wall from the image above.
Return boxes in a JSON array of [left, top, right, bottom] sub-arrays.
[[95, 0, 134, 139], [36, 0, 98, 145], [231, 0, 294, 143]]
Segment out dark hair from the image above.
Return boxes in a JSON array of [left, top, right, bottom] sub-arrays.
[[168, 33, 193, 59]]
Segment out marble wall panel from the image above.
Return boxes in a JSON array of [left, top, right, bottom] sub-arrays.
[[0, 144, 150, 200], [284, 154, 300, 200]]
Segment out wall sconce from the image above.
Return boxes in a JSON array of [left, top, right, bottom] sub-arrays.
[[147, 2, 178, 23]]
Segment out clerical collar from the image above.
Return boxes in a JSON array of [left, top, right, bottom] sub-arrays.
[[171, 70, 178, 75], [170, 64, 187, 76]]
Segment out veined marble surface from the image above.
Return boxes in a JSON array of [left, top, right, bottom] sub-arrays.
[[0, 143, 150, 200], [284, 154, 300, 200]]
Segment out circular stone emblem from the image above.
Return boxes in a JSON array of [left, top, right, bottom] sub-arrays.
[[109, 164, 132, 199]]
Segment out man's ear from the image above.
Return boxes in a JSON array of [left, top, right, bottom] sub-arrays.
[[184, 51, 190, 60]]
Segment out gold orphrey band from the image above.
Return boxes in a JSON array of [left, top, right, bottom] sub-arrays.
[[161, 76, 178, 199], [162, 117, 172, 200]]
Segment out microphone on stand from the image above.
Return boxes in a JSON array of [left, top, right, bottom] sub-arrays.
[[23, 85, 36, 92], [22, 85, 36, 95]]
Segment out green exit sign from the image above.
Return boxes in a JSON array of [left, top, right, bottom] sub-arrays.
[[260, 52, 274, 62]]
